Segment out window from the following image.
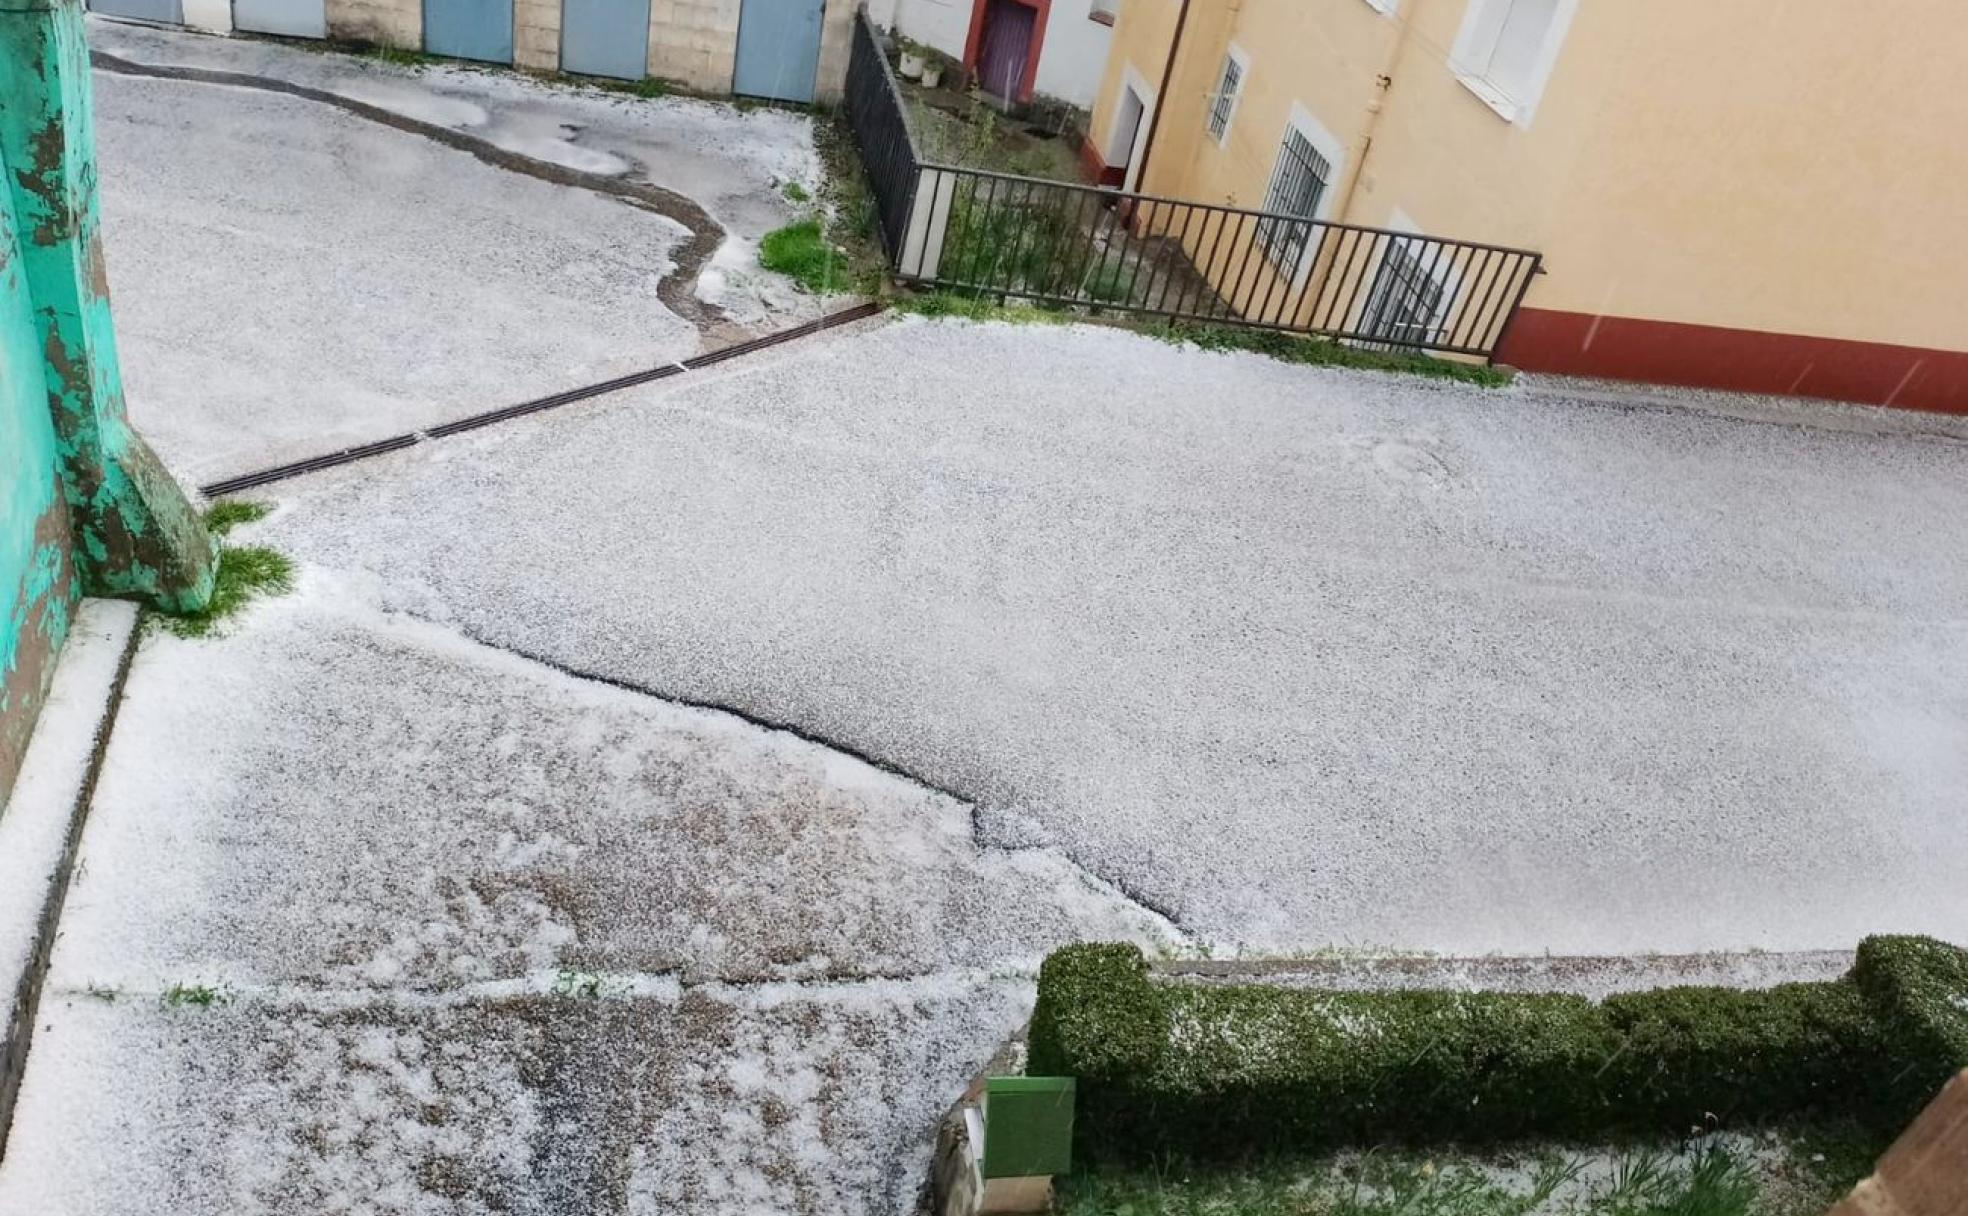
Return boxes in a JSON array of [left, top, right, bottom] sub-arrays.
[[1359, 238, 1447, 349], [1255, 126, 1332, 272], [1204, 49, 1246, 143], [1089, 0, 1119, 25], [1449, 0, 1578, 124]]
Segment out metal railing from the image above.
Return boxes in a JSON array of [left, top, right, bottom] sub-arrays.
[[843, 8, 1542, 361]]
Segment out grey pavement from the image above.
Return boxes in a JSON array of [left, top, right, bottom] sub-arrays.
[[0, 573, 1169, 1213], [91, 19, 826, 484], [252, 316, 1968, 958]]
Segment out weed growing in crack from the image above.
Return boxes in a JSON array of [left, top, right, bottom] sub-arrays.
[[551, 969, 603, 999], [161, 982, 231, 1009], [151, 501, 295, 639], [203, 498, 272, 537], [781, 180, 811, 203], [84, 983, 121, 1003]]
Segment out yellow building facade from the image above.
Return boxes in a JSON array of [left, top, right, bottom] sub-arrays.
[[1085, 0, 1968, 412]]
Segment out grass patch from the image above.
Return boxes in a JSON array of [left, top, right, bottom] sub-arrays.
[[203, 498, 272, 537], [366, 44, 437, 68], [889, 294, 1513, 386], [1058, 1141, 1848, 1216], [1163, 323, 1514, 386], [152, 502, 295, 639], [160, 982, 230, 1009], [782, 180, 811, 203], [759, 217, 881, 296]]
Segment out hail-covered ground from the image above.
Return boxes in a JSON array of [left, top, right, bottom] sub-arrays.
[[244, 316, 1968, 959], [89, 18, 827, 486]]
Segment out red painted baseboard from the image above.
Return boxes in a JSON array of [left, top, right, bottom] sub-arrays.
[[1496, 309, 1968, 415], [1078, 135, 1124, 187]]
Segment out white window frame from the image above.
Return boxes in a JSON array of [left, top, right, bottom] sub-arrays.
[[1204, 44, 1250, 146], [1255, 103, 1347, 289], [1447, 0, 1580, 127]]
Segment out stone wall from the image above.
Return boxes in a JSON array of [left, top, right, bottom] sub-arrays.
[[647, 0, 739, 93], [514, 0, 561, 71], [323, 0, 421, 49]]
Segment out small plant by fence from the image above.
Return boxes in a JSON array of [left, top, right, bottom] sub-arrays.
[[843, 8, 1543, 361]]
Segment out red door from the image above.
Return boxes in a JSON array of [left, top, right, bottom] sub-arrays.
[[976, 0, 1037, 103]]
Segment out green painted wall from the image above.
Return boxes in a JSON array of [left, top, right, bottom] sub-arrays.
[[1, 0, 218, 807], [0, 168, 80, 807]]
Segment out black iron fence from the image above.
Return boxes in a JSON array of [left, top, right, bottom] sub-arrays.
[[843, 9, 1542, 361]]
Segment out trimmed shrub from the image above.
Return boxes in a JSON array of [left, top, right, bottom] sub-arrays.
[[1851, 934, 1968, 1119], [1029, 936, 1968, 1161], [1601, 980, 1881, 1129]]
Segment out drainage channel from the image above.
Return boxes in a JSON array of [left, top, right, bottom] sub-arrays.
[[198, 301, 886, 498]]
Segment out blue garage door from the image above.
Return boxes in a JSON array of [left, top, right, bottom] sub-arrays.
[[562, 0, 649, 80], [235, 0, 326, 38], [733, 0, 826, 104], [86, 0, 183, 24], [424, 0, 513, 64]]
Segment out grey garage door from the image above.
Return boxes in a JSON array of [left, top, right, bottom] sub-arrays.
[[733, 0, 825, 103], [235, 0, 326, 37], [424, 0, 513, 64], [86, 0, 183, 24], [562, 0, 649, 80]]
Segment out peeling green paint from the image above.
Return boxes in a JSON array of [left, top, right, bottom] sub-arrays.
[[1, 0, 216, 805]]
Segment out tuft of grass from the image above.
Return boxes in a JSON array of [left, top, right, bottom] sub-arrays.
[[759, 217, 879, 295], [624, 76, 669, 98], [1160, 322, 1515, 386], [781, 180, 811, 203], [161, 982, 230, 1009], [551, 969, 603, 999], [203, 498, 272, 537], [156, 545, 295, 639], [890, 289, 1075, 326], [367, 44, 437, 68], [891, 294, 1512, 386]]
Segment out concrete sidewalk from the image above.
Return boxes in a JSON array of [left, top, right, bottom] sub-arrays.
[[0, 572, 1170, 1213]]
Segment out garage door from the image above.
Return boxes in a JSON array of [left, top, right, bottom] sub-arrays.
[[733, 0, 825, 103], [235, 0, 326, 37], [424, 0, 513, 64], [562, 0, 649, 80], [86, 0, 183, 24]]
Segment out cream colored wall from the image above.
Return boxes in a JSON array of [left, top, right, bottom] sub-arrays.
[[1100, 0, 1968, 353], [324, 0, 420, 49], [513, 0, 561, 71], [648, 0, 741, 91]]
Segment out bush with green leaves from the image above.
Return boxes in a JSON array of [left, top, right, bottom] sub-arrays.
[[1028, 936, 1968, 1160]]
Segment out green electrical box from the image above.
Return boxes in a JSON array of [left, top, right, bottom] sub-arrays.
[[981, 1076, 1075, 1179]]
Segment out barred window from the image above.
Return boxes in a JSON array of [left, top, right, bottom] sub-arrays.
[[1206, 54, 1242, 141], [1360, 238, 1447, 348], [1255, 126, 1331, 272]]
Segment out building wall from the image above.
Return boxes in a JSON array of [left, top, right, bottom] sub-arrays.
[[1089, 0, 1968, 412], [324, 0, 421, 49], [873, 0, 1111, 107], [647, 0, 740, 91], [0, 187, 79, 810], [513, 0, 561, 71]]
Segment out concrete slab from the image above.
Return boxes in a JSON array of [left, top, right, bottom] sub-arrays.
[[0, 600, 137, 1153], [250, 316, 1968, 958], [0, 567, 1170, 1211]]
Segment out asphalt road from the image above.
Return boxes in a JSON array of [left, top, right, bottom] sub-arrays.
[[253, 316, 1968, 957]]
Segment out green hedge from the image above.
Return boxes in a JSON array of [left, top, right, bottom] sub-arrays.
[[1028, 936, 1968, 1160]]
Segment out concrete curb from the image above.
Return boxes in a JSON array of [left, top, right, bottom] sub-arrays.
[[0, 600, 141, 1162]]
